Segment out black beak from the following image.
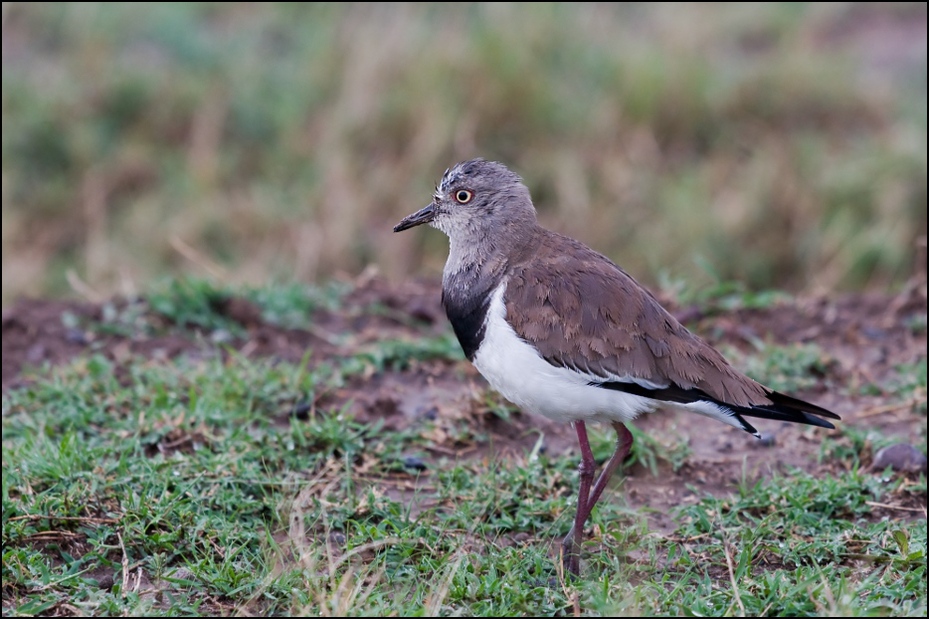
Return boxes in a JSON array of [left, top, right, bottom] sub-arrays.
[[393, 203, 436, 232]]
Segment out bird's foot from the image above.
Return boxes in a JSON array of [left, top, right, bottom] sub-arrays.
[[562, 525, 583, 578]]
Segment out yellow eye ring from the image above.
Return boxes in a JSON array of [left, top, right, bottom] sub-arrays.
[[455, 190, 473, 204]]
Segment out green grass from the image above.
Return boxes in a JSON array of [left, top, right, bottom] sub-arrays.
[[659, 269, 793, 315], [2, 3, 926, 304], [892, 360, 928, 415], [631, 472, 927, 616], [589, 422, 692, 476], [858, 358, 928, 415], [723, 341, 832, 394], [84, 277, 349, 339], [336, 333, 464, 376], [4, 350, 925, 616]]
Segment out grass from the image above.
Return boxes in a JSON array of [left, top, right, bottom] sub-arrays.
[[336, 333, 464, 376], [891, 360, 928, 415], [83, 276, 349, 339], [637, 472, 927, 616], [857, 358, 928, 416], [589, 422, 693, 476], [2, 3, 926, 304], [4, 341, 926, 616]]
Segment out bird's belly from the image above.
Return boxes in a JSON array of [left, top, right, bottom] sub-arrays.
[[472, 286, 658, 424]]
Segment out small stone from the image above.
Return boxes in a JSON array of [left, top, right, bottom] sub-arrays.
[[95, 572, 116, 590], [755, 432, 777, 447], [402, 455, 427, 471], [862, 326, 888, 340], [420, 407, 438, 421], [871, 443, 927, 473], [328, 531, 346, 546], [210, 328, 234, 344], [216, 296, 264, 328], [290, 400, 313, 419], [65, 328, 89, 345]]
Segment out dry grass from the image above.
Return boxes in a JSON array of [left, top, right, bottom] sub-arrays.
[[2, 3, 926, 304]]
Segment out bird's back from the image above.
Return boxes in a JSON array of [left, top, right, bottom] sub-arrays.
[[504, 228, 777, 408]]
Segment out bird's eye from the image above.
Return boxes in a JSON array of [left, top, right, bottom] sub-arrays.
[[455, 190, 473, 204]]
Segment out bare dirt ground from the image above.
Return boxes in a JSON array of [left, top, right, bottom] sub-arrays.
[[3, 274, 927, 528]]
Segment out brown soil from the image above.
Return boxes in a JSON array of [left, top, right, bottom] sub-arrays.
[[3, 274, 927, 527]]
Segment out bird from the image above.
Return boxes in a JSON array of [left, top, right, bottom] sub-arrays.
[[392, 158, 839, 577]]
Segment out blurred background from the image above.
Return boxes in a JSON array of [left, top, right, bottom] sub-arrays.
[[2, 2, 926, 306]]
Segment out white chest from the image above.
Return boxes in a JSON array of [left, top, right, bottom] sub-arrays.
[[471, 283, 658, 424]]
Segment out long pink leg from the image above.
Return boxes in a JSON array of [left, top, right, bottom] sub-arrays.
[[562, 422, 634, 577]]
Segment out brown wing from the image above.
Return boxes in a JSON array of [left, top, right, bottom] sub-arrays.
[[504, 230, 771, 408]]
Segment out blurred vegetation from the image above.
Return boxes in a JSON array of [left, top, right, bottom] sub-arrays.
[[2, 2, 926, 304]]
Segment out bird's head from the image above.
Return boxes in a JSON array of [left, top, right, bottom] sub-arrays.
[[393, 159, 536, 239]]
